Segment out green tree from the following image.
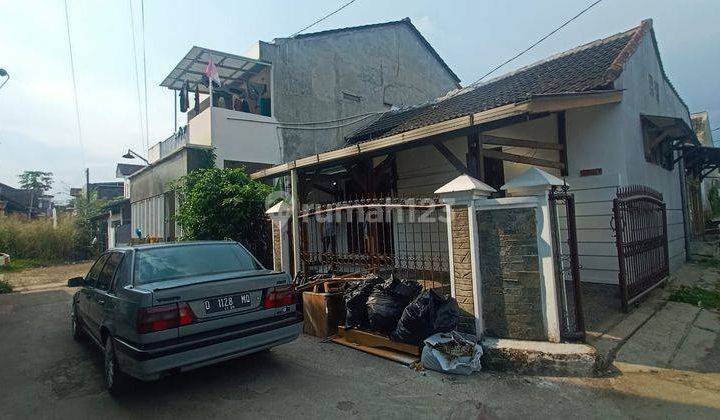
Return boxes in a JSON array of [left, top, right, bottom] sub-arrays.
[[17, 170, 53, 217], [173, 167, 271, 244], [70, 192, 107, 259]]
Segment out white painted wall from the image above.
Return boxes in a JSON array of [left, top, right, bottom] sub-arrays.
[[210, 107, 281, 166], [187, 107, 281, 167], [562, 33, 689, 283]]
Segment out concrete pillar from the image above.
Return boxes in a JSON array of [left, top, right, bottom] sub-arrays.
[[266, 200, 291, 273], [435, 174, 496, 338], [501, 167, 565, 343]]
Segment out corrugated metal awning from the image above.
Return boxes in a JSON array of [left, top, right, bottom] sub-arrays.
[[160, 46, 271, 94]]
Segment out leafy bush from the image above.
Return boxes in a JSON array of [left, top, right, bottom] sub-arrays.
[[0, 279, 12, 294], [173, 167, 272, 244], [0, 215, 77, 263]]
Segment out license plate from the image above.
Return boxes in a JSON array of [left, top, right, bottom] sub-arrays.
[[204, 293, 253, 314]]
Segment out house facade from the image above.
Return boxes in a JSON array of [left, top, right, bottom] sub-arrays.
[[128, 18, 460, 241], [253, 20, 696, 342]]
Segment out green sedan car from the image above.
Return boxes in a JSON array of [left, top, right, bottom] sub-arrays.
[[68, 241, 301, 394]]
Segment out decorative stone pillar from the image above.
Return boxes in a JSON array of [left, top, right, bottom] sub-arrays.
[[435, 174, 496, 338], [501, 167, 565, 343], [266, 200, 291, 273]]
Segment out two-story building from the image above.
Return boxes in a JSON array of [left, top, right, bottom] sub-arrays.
[[128, 18, 460, 241]]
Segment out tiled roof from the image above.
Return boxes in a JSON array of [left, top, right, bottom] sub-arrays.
[[116, 163, 146, 177], [295, 18, 461, 85], [347, 20, 653, 143]]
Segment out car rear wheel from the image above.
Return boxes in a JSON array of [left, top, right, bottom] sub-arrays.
[[71, 307, 84, 342], [104, 336, 130, 395]]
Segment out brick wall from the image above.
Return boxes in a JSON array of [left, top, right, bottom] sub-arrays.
[[477, 207, 546, 341], [272, 220, 282, 272], [450, 206, 475, 334]]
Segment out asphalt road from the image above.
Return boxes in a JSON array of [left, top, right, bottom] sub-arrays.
[[1, 288, 718, 419]]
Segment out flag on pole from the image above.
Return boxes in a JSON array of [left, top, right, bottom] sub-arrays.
[[205, 58, 221, 87]]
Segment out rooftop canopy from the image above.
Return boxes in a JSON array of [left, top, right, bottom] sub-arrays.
[[160, 46, 271, 94]]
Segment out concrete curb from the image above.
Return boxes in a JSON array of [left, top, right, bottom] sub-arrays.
[[481, 337, 597, 377]]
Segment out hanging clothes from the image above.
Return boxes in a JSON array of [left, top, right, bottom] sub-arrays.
[[194, 84, 200, 113], [179, 81, 189, 113]]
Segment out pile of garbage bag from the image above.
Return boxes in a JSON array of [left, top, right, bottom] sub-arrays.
[[390, 289, 459, 345], [342, 275, 460, 345], [421, 332, 483, 375], [344, 277, 382, 328], [366, 276, 422, 333]]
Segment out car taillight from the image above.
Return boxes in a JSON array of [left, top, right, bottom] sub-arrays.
[[263, 285, 295, 308], [137, 302, 194, 334]]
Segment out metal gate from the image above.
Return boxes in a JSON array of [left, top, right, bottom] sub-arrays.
[[612, 185, 669, 312], [548, 185, 585, 341]]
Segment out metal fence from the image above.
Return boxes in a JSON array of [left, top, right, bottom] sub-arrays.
[[548, 186, 585, 341], [298, 198, 450, 289], [612, 185, 669, 312]]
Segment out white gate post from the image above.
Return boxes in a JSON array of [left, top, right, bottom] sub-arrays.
[[266, 200, 292, 273]]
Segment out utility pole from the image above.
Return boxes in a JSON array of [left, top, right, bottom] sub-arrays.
[[85, 168, 89, 202]]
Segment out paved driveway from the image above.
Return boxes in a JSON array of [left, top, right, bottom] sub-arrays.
[[1, 288, 719, 419]]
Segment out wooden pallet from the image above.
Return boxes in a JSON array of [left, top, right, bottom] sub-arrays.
[[331, 326, 420, 365]]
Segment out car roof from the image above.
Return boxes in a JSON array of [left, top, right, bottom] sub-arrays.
[[112, 240, 238, 252]]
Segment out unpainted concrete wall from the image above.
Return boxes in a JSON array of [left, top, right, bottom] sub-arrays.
[[260, 23, 459, 161]]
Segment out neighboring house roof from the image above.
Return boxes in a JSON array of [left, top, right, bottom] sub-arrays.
[[294, 17, 461, 85], [0, 182, 31, 209], [116, 163, 146, 178], [347, 19, 682, 144]]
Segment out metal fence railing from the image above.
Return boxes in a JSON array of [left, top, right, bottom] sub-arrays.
[[298, 197, 450, 290]]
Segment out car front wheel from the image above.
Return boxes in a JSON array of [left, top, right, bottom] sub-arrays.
[[104, 336, 130, 394]]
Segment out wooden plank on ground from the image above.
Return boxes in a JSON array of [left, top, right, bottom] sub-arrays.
[[337, 326, 421, 356], [331, 337, 420, 366]]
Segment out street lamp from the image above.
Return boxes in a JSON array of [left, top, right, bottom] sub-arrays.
[[0, 68, 9, 91], [122, 148, 149, 165]]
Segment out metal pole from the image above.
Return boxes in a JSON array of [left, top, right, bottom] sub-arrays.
[[290, 169, 301, 278], [173, 91, 177, 132], [85, 168, 90, 202]]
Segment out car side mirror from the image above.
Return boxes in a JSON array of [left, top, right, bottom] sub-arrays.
[[67, 277, 85, 288]]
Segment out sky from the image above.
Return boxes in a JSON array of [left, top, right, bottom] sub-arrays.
[[0, 0, 718, 202]]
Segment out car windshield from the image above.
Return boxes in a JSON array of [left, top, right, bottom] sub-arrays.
[[133, 243, 260, 285]]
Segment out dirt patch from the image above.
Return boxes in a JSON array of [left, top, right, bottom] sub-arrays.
[[0, 261, 92, 290]]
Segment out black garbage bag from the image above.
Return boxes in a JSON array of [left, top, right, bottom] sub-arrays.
[[390, 289, 441, 345], [434, 296, 460, 333], [391, 289, 460, 345], [344, 277, 382, 328], [366, 276, 421, 333]]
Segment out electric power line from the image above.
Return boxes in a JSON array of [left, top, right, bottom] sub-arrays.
[[63, 0, 86, 167], [469, 0, 605, 86], [712, 126, 719, 131], [140, 0, 149, 153], [128, 0, 145, 154], [291, 0, 360, 37]]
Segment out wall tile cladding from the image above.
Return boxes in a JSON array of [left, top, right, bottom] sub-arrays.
[[272, 220, 282, 272], [450, 206, 475, 334], [477, 207, 546, 340]]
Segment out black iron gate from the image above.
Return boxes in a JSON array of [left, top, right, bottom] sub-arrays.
[[612, 185, 669, 312], [549, 186, 585, 342]]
